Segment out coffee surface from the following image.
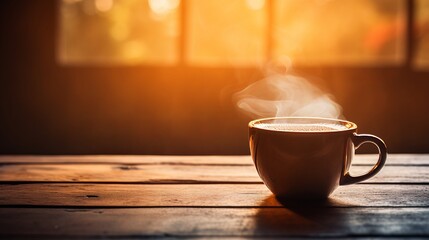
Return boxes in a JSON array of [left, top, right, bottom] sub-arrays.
[[255, 123, 348, 132]]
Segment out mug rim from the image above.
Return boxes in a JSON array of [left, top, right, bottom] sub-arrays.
[[249, 117, 357, 134]]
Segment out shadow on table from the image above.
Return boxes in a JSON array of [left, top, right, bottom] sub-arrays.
[[253, 195, 352, 237]]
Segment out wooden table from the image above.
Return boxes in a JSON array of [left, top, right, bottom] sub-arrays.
[[0, 154, 428, 239]]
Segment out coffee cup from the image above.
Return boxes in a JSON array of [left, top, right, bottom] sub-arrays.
[[249, 117, 387, 199]]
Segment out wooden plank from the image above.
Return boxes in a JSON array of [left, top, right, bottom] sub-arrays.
[[0, 184, 428, 207], [0, 155, 252, 165], [0, 164, 258, 183], [0, 164, 427, 183], [0, 154, 427, 165], [0, 208, 428, 237], [354, 154, 429, 165]]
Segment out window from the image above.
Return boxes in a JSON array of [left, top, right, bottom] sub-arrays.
[[415, 0, 429, 68], [59, 0, 180, 64], [186, 0, 267, 65], [273, 0, 404, 65], [58, 0, 427, 68]]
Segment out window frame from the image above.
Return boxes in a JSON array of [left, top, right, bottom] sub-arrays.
[[56, 0, 419, 70]]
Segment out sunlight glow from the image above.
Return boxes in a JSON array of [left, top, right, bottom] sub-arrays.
[[59, 0, 179, 64], [95, 0, 114, 12], [246, 0, 265, 11], [63, 0, 82, 4], [59, 0, 405, 65], [415, 0, 429, 68], [148, 0, 180, 16]]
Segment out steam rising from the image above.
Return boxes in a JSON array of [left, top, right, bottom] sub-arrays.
[[235, 65, 342, 119]]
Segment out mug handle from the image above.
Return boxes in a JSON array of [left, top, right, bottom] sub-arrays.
[[340, 133, 387, 185]]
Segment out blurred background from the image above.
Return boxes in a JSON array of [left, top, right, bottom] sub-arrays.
[[1, 0, 429, 154]]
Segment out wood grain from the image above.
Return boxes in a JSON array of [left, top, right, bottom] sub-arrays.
[[0, 184, 428, 207], [0, 155, 428, 238], [0, 154, 427, 165], [0, 208, 428, 237], [0, 164, 427, 183]]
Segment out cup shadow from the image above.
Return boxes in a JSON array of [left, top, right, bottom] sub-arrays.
[[253, 195, 353, 238]]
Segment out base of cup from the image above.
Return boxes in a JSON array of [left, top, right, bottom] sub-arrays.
[[274, 195, 331, 206], [274, 192, 331, 201]]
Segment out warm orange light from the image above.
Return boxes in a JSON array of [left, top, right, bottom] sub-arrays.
[[63, 0, 82, 3], [95, 0, 113, 12], [148, 0, 180, 16], [59, 0, 405, 66], [246, 0, 265, 11]]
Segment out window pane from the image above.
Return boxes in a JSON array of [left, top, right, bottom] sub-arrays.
[[415, 0, 429, 68], [273, 0, 405, 65], [186, 0, 267, 65], [59, 0, 180, 65]]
